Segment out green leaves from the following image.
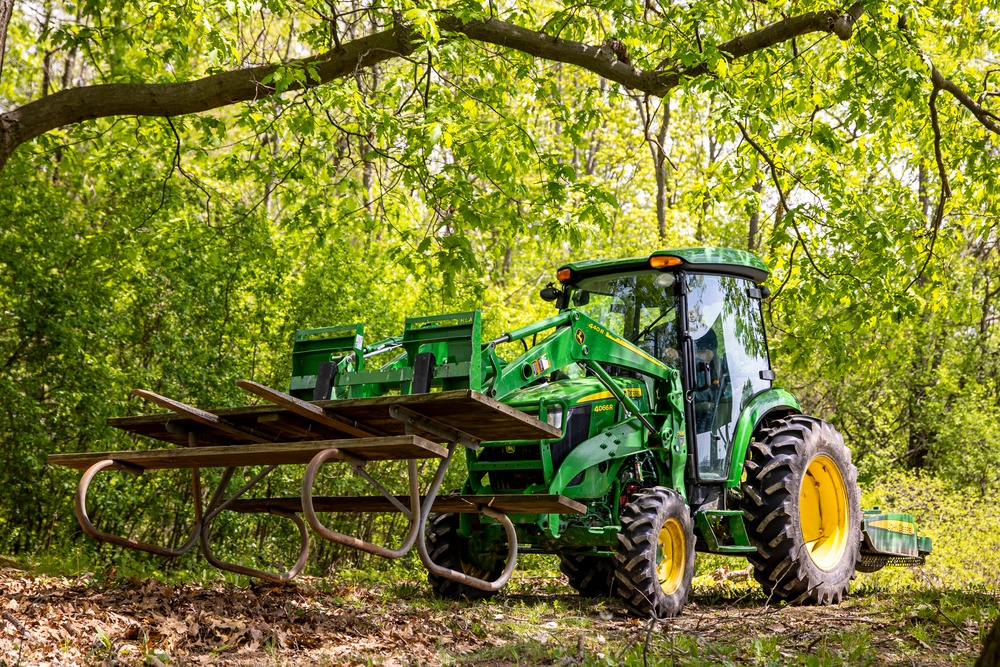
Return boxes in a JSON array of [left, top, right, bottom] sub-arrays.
[[2, 0, 1000, 562]]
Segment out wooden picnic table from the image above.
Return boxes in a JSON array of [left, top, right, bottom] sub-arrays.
[[48, 384, 582, 590]]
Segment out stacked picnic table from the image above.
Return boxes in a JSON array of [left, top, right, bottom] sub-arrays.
[[48, 383, 581, 590]]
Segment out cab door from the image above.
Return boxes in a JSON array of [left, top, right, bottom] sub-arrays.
[[683, 274, 772, 480]]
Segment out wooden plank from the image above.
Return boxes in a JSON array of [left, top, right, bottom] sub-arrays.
[[236, 380, 379, 438], [131, 389, 271, 444], [227, 494, 588, 515], [164, 422, 231, 447], [314, 390, 563, 442], [109, 389, 562, 446], [254, 413, 331, 441], [47, 436, 447, 471], [111, 410, 342, 447]]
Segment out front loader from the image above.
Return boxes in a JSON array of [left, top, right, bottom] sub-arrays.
[[50, 247, 930, 618]]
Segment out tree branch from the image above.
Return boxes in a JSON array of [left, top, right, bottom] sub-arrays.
[[735, 119, 831, 280], [0, 24, 418, 169], [0, 3, 867, 170], [931, 66, 1000, 136], [455, 4, 864, 97], [897, 15, 1000, 137], [906, 81, 951, 291], [0, 0, 13, 84]]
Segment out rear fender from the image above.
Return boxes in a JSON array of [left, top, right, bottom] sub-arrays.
[[724, 388, 800, 488]]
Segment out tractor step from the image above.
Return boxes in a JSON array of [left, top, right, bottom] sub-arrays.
[[694, 510, 758, 554]]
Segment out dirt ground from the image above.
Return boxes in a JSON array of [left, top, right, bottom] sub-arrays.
[[0, 566, 988, 666]]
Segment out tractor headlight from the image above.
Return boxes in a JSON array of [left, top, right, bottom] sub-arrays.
[[544, 406, 564, 430]]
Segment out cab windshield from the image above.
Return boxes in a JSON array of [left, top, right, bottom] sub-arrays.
[[570, 270, 680, 365]]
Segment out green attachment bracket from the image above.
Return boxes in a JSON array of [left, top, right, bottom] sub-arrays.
[[401, 311, 483, 393], [325, 311, 485, 397], [694, 510, 757, 554], [858, 509, 931, 571], [289, 323, 364, 399]]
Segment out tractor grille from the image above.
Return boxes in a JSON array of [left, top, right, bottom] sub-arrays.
[[478, 407, 592, 491], [477, 443, 544, 491], [549, 407, 592, 471], [480, 443, 543, 462]]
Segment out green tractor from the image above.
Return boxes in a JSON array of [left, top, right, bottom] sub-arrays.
[[290, 247, 930, 617], [51, 247, 930, 619]]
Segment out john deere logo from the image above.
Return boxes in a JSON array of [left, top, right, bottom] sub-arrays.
[[575, 329, 586, 345]]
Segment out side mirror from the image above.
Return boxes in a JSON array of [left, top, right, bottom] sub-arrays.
[[695, 360, 714, 391], [540, 284, 563, 302]]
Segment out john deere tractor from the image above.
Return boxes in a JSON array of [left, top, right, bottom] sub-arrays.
[[407, 248, 929, 616], [52, 247, 929, 619]]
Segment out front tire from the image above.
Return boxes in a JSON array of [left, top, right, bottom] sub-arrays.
[[559, 553, 616, 597], [741, 415, 860, 605], [613, 487, 695, 618]]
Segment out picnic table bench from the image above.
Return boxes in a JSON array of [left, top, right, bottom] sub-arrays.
[[48, 382, 582, 590]]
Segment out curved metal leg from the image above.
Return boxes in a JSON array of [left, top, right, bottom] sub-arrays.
[[196, 465, 310, 583], [301, 449, 422, 558], [74, 459, 203, 558], [202, 465, 275, 524], [199, 507, 310, 583], [414, 443, 519, 592], [418, 507, 519, 592]]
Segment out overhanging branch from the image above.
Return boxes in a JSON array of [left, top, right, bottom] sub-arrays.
[[0, 24, 418, 169], [0, 3, 867, 170]]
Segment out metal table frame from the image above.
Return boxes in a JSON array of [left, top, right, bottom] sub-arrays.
[[58, 382, 569, 590]]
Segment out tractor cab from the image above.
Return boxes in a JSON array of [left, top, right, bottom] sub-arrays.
[[556, 248, 773, 482]]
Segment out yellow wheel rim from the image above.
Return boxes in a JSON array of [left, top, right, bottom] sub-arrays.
[[656, 517, 686, 595], [799, 454, 850, 570]]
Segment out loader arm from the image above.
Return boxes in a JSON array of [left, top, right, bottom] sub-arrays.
[[485, 310, 677, 403]]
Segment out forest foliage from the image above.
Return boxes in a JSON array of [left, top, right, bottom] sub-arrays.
[[0, 0, 998, 582]]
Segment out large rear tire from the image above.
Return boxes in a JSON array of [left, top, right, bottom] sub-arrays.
[[613, 487, 695, 618], [425, 513, 501, 600], [741, 415, 861, 604], [559, 553, 615, 597]]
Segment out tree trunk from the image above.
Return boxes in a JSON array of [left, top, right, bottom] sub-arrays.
[[977, 615, 1000, 667], [654, 100, 670, 240], [748, 174, 763, 252]]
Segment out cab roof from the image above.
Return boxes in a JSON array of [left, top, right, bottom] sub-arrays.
[[558, 247, 769, 285]]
